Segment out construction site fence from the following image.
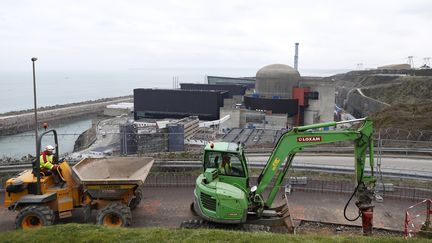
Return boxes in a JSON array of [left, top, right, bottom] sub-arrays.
[[1, 132, 432, 159], [140, 175, 432, 201], [0, 169, 430, 201]]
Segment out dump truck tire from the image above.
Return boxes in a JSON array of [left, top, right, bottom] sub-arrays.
[[129, 187, 143, 211], [15, 205, 55, 229], [97, 202, 132, 227]]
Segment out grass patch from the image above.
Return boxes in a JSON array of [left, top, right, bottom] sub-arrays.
[[0, 224, 425, 243]]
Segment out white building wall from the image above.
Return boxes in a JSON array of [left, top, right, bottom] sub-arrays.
[[302, 79, 335, 124], [220, 108, 240, 131]]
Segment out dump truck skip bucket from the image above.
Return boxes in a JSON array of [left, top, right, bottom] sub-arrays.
[[72, 157, 154, 186]]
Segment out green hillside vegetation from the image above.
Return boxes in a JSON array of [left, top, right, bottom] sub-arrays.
[[371, 102, 432, 130], [361, 76, 432, 130], [0, 224, 427, 243], [362, 77, 432, 105]]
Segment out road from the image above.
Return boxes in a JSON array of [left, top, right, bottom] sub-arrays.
[[247, 154, 432, 176], [68, 116, 127, 159], [0, 186, 421, 233]]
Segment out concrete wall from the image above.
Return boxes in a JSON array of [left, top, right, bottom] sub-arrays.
[[73, 121, 97, 152], [137, 132, 168, 153], [301, 78, 335, 124], [220, 108, 241, 131], [240, 110, 265, 129], [346, 89, 390, 118], [220, 107, 287, 130], [0, 98, 132, 135], [265, 114, 287, 129]]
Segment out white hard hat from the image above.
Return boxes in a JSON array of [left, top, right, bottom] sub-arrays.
[[45, 145, 55, 151]]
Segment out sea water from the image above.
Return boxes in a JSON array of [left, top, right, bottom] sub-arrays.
[[0, 118, 92, 159]]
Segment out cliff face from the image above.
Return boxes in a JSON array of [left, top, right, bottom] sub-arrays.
[[332, 71, 432, 130]]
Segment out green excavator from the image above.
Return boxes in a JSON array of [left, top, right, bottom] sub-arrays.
[[190, 118, 377, 234]]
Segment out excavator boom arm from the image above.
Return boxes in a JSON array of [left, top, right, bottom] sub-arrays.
[[255, 118, 375, 207]]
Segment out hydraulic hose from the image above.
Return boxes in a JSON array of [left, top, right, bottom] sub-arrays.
[[343, 173, 363, 222]]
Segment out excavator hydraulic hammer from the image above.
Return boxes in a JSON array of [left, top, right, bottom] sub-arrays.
[[356, 183, 375, 235]]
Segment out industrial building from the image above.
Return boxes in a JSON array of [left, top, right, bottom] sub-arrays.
[[207, 76, 256, 89], [120, 116, 200, 154], [180, 83, 247, 98], [220, 64, 335, 130], [133, 89, 227, 121], [133, 64, 334, 131], [128, 59, 335, 153]]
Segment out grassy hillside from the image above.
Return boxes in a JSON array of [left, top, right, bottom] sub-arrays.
[[359, 76, 432, 131], [0, 224, 427, 243], [371, 102, 432, 130], [362, 76, 432, 105]]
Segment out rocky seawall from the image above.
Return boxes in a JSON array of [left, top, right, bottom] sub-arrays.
[[0, 96, 132, 135], [73, 122, 97, 152]]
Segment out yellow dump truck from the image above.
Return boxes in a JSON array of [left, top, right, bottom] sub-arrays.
[[4, 129, 154, 229], [4, 156, 154, 229]]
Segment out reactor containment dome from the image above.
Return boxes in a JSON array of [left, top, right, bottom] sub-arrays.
[[255, 64, 300, 99]]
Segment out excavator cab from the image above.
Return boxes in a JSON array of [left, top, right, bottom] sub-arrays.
[[203, 142, 249, 192]]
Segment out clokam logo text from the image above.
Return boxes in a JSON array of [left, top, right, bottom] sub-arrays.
[[297, 136, 322, 142]]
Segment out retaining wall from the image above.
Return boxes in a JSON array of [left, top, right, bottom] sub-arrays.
[[346, 89, 390, 118]]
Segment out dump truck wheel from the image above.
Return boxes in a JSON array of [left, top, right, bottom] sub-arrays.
[[128, 187, 143, 211], [97, 202, 132, 227], [15, 205, 55, 229]]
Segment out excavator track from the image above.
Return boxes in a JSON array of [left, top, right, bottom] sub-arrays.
[[180, 203, 271, 232]]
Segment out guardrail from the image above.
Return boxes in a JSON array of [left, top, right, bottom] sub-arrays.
[[1, 161, 431, 200], [1, 159, 431, 181], [245, 146, 432, 155]]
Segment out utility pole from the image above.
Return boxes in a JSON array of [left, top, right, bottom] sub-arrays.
[[407, 56, 414, 69], [31, 57, 42, 195], [31, 57, 38, 156], [423, 57, 431, 67]]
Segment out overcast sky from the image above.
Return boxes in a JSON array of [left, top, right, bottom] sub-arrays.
[[0, 0, 431, 71]]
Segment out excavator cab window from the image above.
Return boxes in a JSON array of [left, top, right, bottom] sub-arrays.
[[205, 152, 220, 169], [205, 152, 245, 177], [222, 154, 244, 177]]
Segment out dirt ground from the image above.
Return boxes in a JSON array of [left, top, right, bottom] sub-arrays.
[[0, 186, 422, 235]]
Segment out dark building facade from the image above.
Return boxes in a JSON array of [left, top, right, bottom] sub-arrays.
[[243, 95, 298, 115], [180, 83, 247, 98], [134, 89, 226, 121], [207, 76, 256, 89]]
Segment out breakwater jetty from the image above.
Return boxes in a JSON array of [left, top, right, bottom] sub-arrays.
[[0, 96, 132, 135]]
